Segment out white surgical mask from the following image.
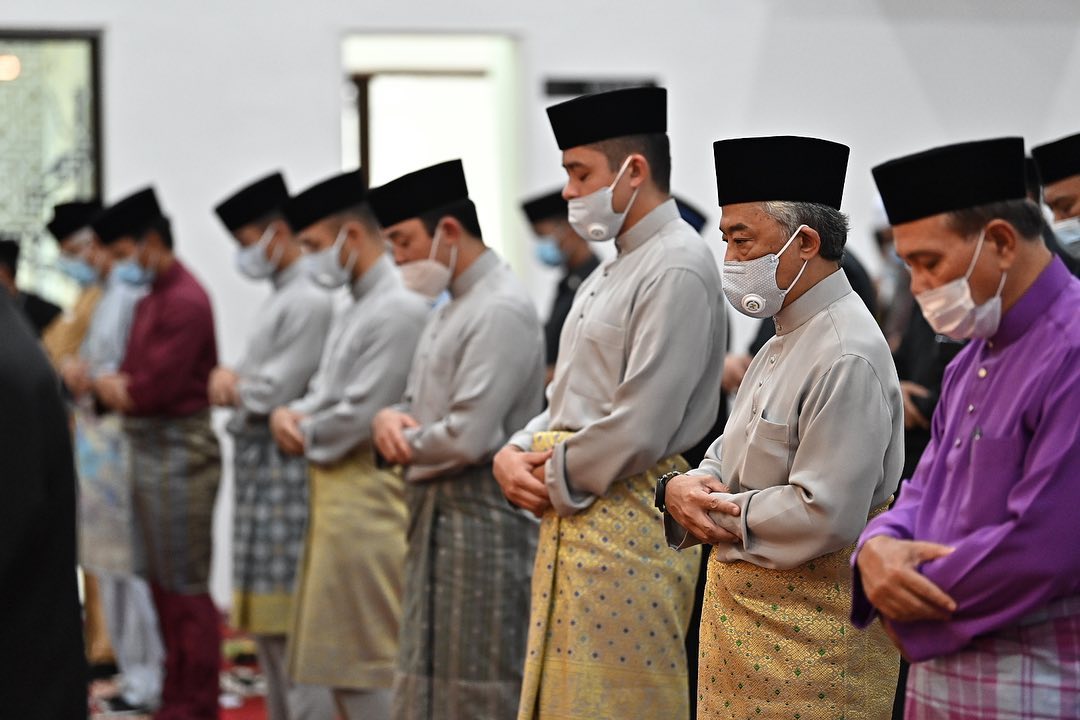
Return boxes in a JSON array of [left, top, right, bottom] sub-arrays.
[[308, 226, 356, 289], [235, 224, 283, 280], [1052, 216, 1080, 259], [400, 228, 456, 301], [915, 229, 1007, 340], [722, 224, 809, 318], [567, 156, 640, 242]]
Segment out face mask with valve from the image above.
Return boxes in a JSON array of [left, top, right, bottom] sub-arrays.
[[722, 224, 810, 318], [567, 156, 640, 242], [236, 223, 284, 280], [400, 227, 457, 301], [915, 228, 1007, 340], [308, 225, 357, 290]]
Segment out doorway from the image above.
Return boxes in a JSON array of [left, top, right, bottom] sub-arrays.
[[341, 34, 521, 266]]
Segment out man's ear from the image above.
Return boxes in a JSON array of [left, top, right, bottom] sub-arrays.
[[796, 225, 822, 260], [985, 219, 1019, 271], [627, 153, 651, 190], [439, 216, 465, 247]]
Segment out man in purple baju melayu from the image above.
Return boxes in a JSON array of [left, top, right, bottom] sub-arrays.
[[852, 136, 1080, 719]]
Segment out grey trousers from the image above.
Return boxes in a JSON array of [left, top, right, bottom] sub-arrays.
[[334, 688, 393, 720], [255, 635, 336, 720]]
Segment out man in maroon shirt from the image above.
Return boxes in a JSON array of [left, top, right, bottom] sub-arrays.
[[93, 187, 223, 720]]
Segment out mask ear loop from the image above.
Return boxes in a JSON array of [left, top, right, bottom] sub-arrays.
[[778, 225, 810, 294], [610, 155, 642, 220], [962, 229, 988, 281], [259, 223, 285, 268], [334, 225, 358, 279]]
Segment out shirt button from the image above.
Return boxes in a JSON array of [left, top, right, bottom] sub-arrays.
[[967, 404, 975, 413], [978, 368, 988, 378], [954, 438, 962, 448], [769, 356, 776, 364], [758, 380, 763, 387]]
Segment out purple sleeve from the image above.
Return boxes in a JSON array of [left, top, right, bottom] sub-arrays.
[[849, 403, 946, 628], [891, 356, 1080, 661]]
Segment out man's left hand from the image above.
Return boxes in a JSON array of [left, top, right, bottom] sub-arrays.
[[95, 374, 133, 413], [208, 366, 240, 407]]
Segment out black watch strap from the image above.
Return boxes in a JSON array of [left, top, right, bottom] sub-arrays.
[[654, 470, 681, 513]]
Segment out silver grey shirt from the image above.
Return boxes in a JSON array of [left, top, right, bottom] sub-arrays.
[[397, 249, 545, 483], [666, 269, 904, 570], [233, 259, 334, 420], [81, 270, 146, 377], [290, 254, 428, 465], [509, 199, 727, 516]]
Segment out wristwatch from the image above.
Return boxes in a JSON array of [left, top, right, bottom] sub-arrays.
[[654, 470, 681, 513]]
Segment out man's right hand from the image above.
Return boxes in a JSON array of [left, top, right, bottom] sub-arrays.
[[493, 444, 553, 517], [722, 354, 752, 393], [60, 357, 91, 398], [270, 407, 305, 456], [664, 473, 740, 544], [856, 535, 956, 622], [900, 381, 931, 430]]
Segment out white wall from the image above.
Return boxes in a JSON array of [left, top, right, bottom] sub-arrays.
[[5, 0, 1080, 604]]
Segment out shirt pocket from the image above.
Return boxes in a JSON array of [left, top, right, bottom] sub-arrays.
[[738, 414, 791, 490], [568, 318, 625, 407], [957, 433, 1025, 531]]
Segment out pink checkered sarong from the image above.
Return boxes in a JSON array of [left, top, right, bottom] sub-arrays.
[[906, 594, 1080, 719]]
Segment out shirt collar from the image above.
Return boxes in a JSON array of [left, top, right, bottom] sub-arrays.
[[152, 260, 183, 291], [615, 198, 680, 255], [773, 268, 852, 335], [271, 257, 304, 291], [992, 255, 1072, 348], [450, 248, 498, 297], [351, 253, 393, 299]]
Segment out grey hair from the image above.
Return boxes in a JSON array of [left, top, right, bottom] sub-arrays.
[[760, 201, 850, 263]]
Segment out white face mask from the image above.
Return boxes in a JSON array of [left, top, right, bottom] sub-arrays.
[[400, 228, 456, 301], [1052, 216, 1080, 259], [722, 224, 809, 318], [915, 229, 1007, 340], [308, 226, 356, 289], [567, 156, 640, 242], [235, 224, 283, 280]]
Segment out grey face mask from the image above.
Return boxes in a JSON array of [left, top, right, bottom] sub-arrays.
[[722, 225, 808, 318]]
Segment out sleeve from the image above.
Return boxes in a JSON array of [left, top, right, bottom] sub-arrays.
[[850, 360, 957, 628], [702, 355, 896, 570], [124, 297, 213, 415], [508, 405, 551, 451], [300, 311, 420, 465], [401, 303, 540, 475], [88, 287, 142, 378], [238, 300, 333, 415], [546, 268, 717, 515], [42, 288, 98, 367], [885, 356, 1080, 661]]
